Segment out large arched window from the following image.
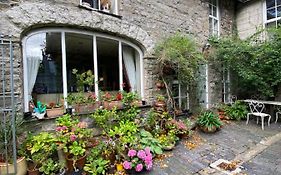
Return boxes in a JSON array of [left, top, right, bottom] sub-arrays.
[[23, 29, 144, 112]]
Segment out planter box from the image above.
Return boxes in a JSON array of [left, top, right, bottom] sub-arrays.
[[46, 108, 64, 118], [103, 101, 123, 110], [74, 102, 100, 113]]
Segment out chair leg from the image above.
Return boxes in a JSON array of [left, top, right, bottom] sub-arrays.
[[268, 115, 271, 126], [276, 112, 279, 123], [261, 117, 264, 130], [246, 114, 250, 125]]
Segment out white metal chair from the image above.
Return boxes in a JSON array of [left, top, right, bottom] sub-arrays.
[[275, 109, 281, 123], [246, 100, 271, 130]]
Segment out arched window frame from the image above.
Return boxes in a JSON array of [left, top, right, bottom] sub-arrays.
[[22, 28, 144, 112]]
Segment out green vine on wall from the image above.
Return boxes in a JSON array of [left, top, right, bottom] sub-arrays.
[[209, 28, 281, 98]]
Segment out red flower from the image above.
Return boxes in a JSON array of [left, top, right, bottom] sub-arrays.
[[116, 92, 122, 101]]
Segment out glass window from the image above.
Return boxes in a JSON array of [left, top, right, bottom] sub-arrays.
[[209, 0, 219, 36], [26, 32, 63, 106], [172, 80, 189, 111], [265, 0, 281, 27], [23, 29, 143, 112], [81, 0, 119, 15]]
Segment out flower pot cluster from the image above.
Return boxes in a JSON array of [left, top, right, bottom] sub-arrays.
[[19, 92, 192, 175]]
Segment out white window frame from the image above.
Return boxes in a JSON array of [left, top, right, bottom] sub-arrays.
[[264, 0, 281, 28], [22, 28, 144, 112], [80, 0, 119, 15], [172, 80, 190, 110], [209, 0, 220, 36]]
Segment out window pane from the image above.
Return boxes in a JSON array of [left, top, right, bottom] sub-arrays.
[[213, 6, 217, 17], [97, 37, 119, 91], [266, 21, 277, 28], [278, 6, 281, 17], [66, 33, 94, 93], [267, 8, 276, 20], [277, 0, 281, 5], [122, 44, 141, 94], [28, 32, 63, 106], [210, 0, 217, 6], [267, 0, 275, 8]]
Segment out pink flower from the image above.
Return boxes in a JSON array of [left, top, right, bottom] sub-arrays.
[[144, 154, 152, 163], [70, 134, 77, 141], [135, 163, 143, 172], [56, 127, 62, 131], [123, 161, 132, 170], [137, 150, 146, 160], [144, 147, 151, 155], [146, 162, 153, 170], [128, 149, 137, 157], [61, 126, 67, 130]]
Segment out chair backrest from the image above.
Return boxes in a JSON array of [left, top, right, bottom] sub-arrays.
[[249, 100, 265, 113]]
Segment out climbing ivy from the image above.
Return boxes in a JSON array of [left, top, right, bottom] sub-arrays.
[[209, 28, 281, 98]]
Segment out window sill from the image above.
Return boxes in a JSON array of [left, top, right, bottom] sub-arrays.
[[23, 104, 151, 123], [78, 4, 122, 19]]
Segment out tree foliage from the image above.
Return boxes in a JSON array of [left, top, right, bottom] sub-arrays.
[[155, 33, 204, 85], [209, 28, 281, 98]]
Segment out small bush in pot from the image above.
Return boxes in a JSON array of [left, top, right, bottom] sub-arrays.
[[224, 101, 248, 120], [197, 111, 222, 133]]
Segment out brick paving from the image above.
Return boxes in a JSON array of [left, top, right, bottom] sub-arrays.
[[143, 120, 281, 175]]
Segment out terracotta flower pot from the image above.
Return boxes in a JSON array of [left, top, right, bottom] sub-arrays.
[[46, 108, 64, 118], [200, 126, 218, 133], [103, 101, 123, 110], [65, 154, 86, 173]]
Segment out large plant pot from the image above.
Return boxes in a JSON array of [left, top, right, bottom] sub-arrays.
[[200, 126, 217, 133], [27, 168, 40, 175], [0, 157, 27, 175], [65, 154, 86, 173]]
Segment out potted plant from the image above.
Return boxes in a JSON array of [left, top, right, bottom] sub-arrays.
[[121, 91, 141, 107], [38, 158, 65, 175], [197, 111, 223, 133], [55, 115, 92, 173], [224, 101, 248, 120], [157, 131, 179, 151], [166, 119, 191, 139], [154, 94, 166, 110], [46, 102, 64, 118], [32, 101, 46, 119], [20, 132, 57, 175], [0, 118, 27, 175], [101, 92, 123, 110], [122, 147, 153, 173]]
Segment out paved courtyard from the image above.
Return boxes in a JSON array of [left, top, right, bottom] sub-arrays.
[[144, 120, 281, 175]]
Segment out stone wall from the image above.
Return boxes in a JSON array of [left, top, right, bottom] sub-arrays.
[[236, 0, 264, 39], [0, 0, 235, 113]]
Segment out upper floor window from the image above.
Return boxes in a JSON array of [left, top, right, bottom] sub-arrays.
[[81, 0, 119, 15], [265, 0, 281, 27], [209, 0, 219, 36]]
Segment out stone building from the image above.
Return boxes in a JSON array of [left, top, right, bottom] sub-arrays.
[[0, 0, 255, 116]]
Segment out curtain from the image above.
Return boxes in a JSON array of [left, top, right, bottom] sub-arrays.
[[123, 46, 136, 92], [27, 56, 41, 100], [135, 51, 141, 95]]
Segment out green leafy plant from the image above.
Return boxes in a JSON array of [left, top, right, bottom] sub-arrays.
[[118, 106, 141, 122], [197, 111, 222, 131], [56, 114, 79, 128], [107, 121, 139, 152], [121, 91, 140, 107], [139, 129, 163, 155], [91, 108, 118, 131], [39, 158, 64, 175], [21, 132, 57, 170], [166, 119, 191, 136], [157, 131, 179, 148], [72, 69, 95, 92], [224, 101, 248, 120], [209, 28, 281, 98], [84, 157, 110, 175], [68, 141, 86, 160]]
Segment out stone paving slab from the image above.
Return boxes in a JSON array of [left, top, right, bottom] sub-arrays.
[[143, 120, 281, 175]]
